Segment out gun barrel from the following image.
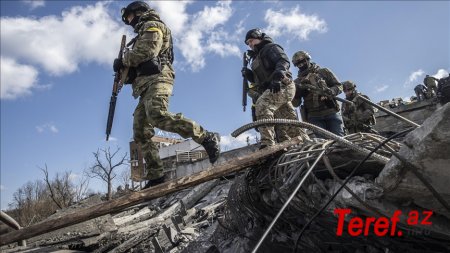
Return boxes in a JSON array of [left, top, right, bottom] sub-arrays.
[[106, 94, 117, 141], [105, 35, 126, 141], [357, 95, 420, 128], [334, 96, 353, 105]]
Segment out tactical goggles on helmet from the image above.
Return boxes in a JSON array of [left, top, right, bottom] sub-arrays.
[[121, 8, 131, 24], [121, 1, 150, 25]]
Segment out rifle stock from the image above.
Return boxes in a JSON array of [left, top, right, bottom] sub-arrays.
[[106, 35, 127, 141]]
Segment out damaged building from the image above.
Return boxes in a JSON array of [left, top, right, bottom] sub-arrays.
[[1, 103, 449, 253]]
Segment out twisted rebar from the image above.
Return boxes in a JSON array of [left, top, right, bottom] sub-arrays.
[[232, 119, 390, 164]]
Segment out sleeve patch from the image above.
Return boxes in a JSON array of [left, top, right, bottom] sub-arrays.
[[146, 27, 163, 35]]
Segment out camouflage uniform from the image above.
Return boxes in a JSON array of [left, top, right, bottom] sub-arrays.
[[293, 61, 345, 137], [243, 32, 307, 147], [255, 82, 299, 145], [123, 10, 209, 180], [247, 83, 300, 142], [341, 93, 376, 134], [424, 75, 439, 97], [414, 84, 428, 101]]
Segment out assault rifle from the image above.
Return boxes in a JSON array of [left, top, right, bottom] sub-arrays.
[[106, 35, 129, 141], [242, 51, 251, 112], [300, 75, 353, 105], [342, 115, 379, 134]]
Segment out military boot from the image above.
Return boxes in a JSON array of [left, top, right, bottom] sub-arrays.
[[142, 174, 166, 190], [201, 132, 221, 164]]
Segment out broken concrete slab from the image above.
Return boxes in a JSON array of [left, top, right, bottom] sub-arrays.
[[376, 103, 450, 218]]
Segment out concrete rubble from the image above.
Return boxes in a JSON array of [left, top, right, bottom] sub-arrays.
[[1, 104, 449, 253]]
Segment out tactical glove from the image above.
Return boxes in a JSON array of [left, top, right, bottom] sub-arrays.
[[246, 49, 256, 59], [113, 58, 124, 72], [241, 67, 253, 79], [323, 86, 334, 96], [273, 70, 285, 81], [268, 80, 281, 94]]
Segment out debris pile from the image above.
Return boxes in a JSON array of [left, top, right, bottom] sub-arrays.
[[1, 105, 449, 253]]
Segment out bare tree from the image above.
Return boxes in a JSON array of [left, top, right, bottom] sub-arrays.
[[86, 147, 127, 200], [74, 172, 90, 202], [8, 180, 57, 226], [7, 167, 91, 227], [40, 165, 76, 209], [40, 165, 63, 209], [119, 168, 131, 191]]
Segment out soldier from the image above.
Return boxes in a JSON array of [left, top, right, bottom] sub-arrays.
[[414, 84, 428, 101], [292, 51, 345, 137], [241, 28, 308, 149], [341, 81, 376, 134], [424, 74, 439, 97], [113, 1, 220, 188]]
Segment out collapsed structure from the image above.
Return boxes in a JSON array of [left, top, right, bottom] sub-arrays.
[[1, 104, 449, 253]]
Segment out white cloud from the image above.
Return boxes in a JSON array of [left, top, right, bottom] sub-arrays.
[[2, 1, 238, 87], [264, 6, 327, 40], [0, 185, 5, 191], [409, 69, 425, 82], [23, 0, 45, 10], [150, 1, 192, 36], [1, 57, 39, 100], [404, 69, 425, 87], [1, 2, 129, 77], [403, 69, 449, 88], [375, 84, 389, 93], [158, 1, 235, 71], [36, 123, 59, 133], [433, 69, 449, 79], [221, 131, 257, 151], [206, 29, 241, 58]]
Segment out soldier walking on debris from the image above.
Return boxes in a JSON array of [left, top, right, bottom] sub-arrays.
[[292, 51, 345, 137], [414, 84, 428, 101], [424, 74, 439, 98], [241, 29, 308, 149], [341, 81, 376, 134], [113, 1, 220, 189]]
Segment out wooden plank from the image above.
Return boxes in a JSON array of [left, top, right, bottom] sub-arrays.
[[0, 137, 302, 246]]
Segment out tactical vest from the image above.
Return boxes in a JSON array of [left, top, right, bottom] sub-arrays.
[[343, 93, 375, 125], [127, 19, 174, 83], [300, 65, 338, 117], [251, 43, 276, 92]]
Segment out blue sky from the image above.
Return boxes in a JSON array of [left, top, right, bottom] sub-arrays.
[[1, 1, 449, 210]]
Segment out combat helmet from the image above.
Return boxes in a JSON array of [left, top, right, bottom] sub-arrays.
[[292, 51, 311, 66], [342, 81, 356, 91], [245, 28, 263, 44], [121, 1, 151, 26]]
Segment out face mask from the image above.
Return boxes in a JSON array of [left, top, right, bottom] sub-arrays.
[[298, 61, 310, 72], [129, 15, 140, 28]]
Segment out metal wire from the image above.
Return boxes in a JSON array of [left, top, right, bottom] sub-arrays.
[[222, 126, 450, 252]]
